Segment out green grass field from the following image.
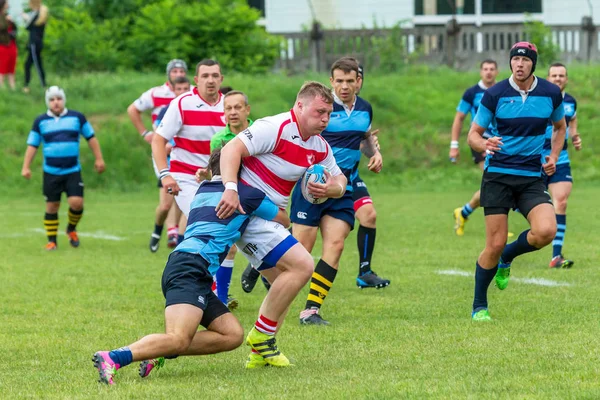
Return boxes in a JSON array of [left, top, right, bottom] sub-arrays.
[[2, 184, 599, 399]]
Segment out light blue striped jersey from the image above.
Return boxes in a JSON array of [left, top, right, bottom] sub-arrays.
[[321, 94, 372, 191], [542, 92, 577, 165], [26, 109, 95, 176], [174, 179, 279, 275], [456, 80, 497, 138], [474, 76, 564, 177]]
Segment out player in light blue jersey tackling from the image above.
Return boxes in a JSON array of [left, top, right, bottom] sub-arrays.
[[450, 60, 498, 236], [21, 86, 105, 250], [467, 42, 567, 321], [92, 148, 290, 385], [543, 62, 582, 269]]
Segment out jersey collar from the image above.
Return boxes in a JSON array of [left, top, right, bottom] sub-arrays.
[[509, 74, 538, 94], [477, 80, 494, 90], [332, 91, 356, 115], [193, 87, 222, 107], [46, 108, 68, 119], [211, 175, 222, 182], [290, 108, 309, 142]]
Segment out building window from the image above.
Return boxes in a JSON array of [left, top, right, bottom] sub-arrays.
[[414, 0, 541, 15], [247, 0, 265, 17]]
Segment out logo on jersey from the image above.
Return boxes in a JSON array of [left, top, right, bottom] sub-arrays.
[[220, 115, 226, 124], [195, 104, 204, 109], [563, 104, 573, 114], [307, 154, 315, 165], [242, 129, 253, 140], [243, 242, 258, 255], [291, 135, 300, 140], [297, 212, 307, 219]]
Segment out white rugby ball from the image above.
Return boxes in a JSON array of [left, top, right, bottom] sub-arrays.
[[301, 164, 328, 204]]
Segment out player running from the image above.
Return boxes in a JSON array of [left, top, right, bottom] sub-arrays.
[[128, 59, 188, 249], [544, 62, 582, 268], [467, 42, 566, 321], [292, 57, 385, 326], [153, 59, 226, 217], [450, 60, 499, 235], [217, 81, 348, 367], [21, 86, 105, 250], [149, 76, 190, 252], [92, 149, 290, 385]]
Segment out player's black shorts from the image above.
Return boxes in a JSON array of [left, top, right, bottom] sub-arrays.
[[470, 147, 486, 164], [480, 171, 552, 218], [352, 176, 371, 202], [161, 251, 229, 328], [43, 171, 84, 202]]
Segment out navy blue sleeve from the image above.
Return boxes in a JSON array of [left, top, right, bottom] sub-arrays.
[[479, 90, 498, 114]]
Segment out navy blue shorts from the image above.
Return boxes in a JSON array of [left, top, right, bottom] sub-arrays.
[[471, 147, 486, 164], [161, 251, 229, 328], [352, 176, 373, 212], [290, 185, 355, 230], [543, 163, 573, 186]]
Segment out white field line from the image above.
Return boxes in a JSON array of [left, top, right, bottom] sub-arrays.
[[28, 228, 127, 241], [436, 269, 572, 287]]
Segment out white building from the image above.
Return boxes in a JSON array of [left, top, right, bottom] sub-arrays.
[[261, 0, 600, 33]]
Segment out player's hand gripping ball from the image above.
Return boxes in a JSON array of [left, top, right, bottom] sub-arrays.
[[301, 164, 329, 204]]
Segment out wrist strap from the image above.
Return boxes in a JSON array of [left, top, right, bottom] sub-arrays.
[[159, 168, 170, 180], [142, 130, 152, 138], [225, 182, 238, 192], [450, 140, 459, 149]]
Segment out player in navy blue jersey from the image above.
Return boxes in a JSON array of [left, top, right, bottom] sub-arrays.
[[92, 148, 290, 385], [21, 86, 105, 250], [467, 42, 567, 321], [450, 59, 499, 236], [543, 63, 582, 269], [291, 57, 386, 326]]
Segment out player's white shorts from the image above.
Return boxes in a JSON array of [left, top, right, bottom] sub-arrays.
[[174, 175, 199, 217], [236, 217, 298, 270]]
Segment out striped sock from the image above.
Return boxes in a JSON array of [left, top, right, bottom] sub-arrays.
[[305, 259, 337, 311], [44, 213, 58, 243], [461, 203, 474, 219], [255, 314, 277, 336], [216, 259, 234, 304], [553, 214, 566, 257], [67, 208, 83, 232]]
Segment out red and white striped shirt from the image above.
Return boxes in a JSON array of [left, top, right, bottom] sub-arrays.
[[133, 82, 176, 123], [156, 87, 225, 178], [238, 109, 342, 208]]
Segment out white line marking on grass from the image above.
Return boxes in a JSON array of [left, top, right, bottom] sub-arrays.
[[29, 228, 127, 241], [436, 269, 572, 287]]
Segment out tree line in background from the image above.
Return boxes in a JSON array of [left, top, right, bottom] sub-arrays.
[[18, 0, 280, 74]]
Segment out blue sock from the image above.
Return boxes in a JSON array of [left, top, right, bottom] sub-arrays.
[[553, 214, 566, 257], [109, 347, 133, 367], [178, 234, 184, 243], [461, 203, 474, 219], [473, 262, 497, 311], [216, 260, 234, 304], [501, 229, 538, 264]]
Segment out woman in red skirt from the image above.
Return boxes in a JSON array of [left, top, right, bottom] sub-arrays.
[[0, 0, 18, 90]]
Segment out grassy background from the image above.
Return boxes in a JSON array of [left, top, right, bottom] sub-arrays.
[[1, 189, 599, 398], [2, 67, 600, 398], [2, 65, 599, 193]]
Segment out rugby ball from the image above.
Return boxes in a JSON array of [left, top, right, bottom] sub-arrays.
[[301, 164, 328, 204]]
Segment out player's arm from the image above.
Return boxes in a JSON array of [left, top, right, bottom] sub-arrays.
[[569, 116, 582, 150], [248, 194, 291, 228], [309, 145, 347, 199], [153, 103, 182, 195], [35, 5, 49, 26], [360, 134, 382, 173], [549, 117, 567, 162], [87, 138, 105, 174], [21, 146, 37, 180], [450, 111, 467, 161], [128, 90, 154, 142], [468, 94, 501, 154]]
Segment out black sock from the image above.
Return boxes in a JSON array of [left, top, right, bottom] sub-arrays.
[[153, 224, 164, 237], [501, 229, 538, 263], [357, 225, 376, 275], [67, 208, 83, 232], [44, 212, 58, 243], [305, 259, 337, 310], [473, 262, 498, 311]]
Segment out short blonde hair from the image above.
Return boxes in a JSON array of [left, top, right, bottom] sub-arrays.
[[296, 81, 334, 104]]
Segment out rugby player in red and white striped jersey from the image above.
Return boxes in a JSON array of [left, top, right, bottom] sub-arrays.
[[216, 81, 347, 368], [127, 59, 188, 145], [153, 59, 226, 217]]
